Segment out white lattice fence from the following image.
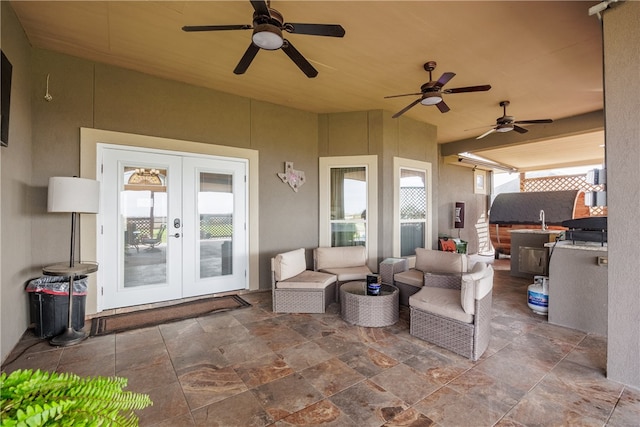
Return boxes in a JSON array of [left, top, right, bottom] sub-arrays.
[[520, 174, 607, 216]]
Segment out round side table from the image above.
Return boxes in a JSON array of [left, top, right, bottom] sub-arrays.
[[340, 281, 399, 327]]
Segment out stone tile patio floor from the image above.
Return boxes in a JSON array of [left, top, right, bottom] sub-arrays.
[[3, 259, 640, 426]]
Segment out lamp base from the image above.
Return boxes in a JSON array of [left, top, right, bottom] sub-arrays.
[[50, 327, 87, 347]]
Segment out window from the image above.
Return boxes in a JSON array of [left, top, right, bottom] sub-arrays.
[[394, 158, 432, 257], [320, 156, 377, 265], [330, 167, 366, 246]]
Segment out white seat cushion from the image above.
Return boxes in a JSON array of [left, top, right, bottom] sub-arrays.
[[276, 270, 337, 289], [409, 286, 473, 324], [319, 265, 372, 282], [394, 269, 423, 288]]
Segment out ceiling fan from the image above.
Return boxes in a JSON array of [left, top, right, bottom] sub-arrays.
[[475, 101, 554, 139], [182, 0, 345, 78], [385, 61, 491, 118]]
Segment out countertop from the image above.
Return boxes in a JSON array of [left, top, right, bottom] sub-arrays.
[[544, 241, 607, 251], [509, 229, 564, 235]]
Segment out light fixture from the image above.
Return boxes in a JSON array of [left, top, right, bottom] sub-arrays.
[[457, 153, 518, 173], [496, 124, 514, 133], [46, 176, 100, 346], [252, 24, 283, 50], [420, 94, 443, 106]]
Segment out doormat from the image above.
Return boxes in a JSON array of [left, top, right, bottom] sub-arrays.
[[89, 294, 251, 336]]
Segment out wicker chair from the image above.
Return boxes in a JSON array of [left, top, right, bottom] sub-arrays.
[[313, 246, 373, 301], [394, 248, 469, 306], [271, 248, 337, 313], [409, 261, 494, 361]]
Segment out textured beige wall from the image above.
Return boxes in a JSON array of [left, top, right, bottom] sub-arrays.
[[249, 100, 319, 280], [436, 161, 487, 254], [1, 1, 35, 362], [318, 110, 439, 261], [603, 0, 640, 389], [28, 52, 320, 292]]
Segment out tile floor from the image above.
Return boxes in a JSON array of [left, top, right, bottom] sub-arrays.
[[3, 259, 640, 426]]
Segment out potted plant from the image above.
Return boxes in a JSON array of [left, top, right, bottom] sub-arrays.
[[1, 369, 152, 426]]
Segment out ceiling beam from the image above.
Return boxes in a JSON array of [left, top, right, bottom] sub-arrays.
[[440, 110, 604, 157]]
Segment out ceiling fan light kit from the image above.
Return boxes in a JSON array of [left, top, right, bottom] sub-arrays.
[[252, 24, 283, 50], [421, 95, 443, 106], [474, 100, 554, 139], [385, 61, 491, 118]]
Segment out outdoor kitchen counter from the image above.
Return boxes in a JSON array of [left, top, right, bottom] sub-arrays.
[[546, 242, 608, 336], [545, 240, 608, 251], [509, 229, 563, 278]]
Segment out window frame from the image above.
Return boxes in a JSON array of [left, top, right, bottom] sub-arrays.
[[319, 155, 378, 270], [393, 157, 433, 257]]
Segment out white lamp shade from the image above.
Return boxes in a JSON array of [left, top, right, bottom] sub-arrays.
[[420, 95, 443, 106], [48, 177, 100, 213], [252, 24, 283, 50]]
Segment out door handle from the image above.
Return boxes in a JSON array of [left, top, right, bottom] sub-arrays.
[[170, 233, 181, 238]]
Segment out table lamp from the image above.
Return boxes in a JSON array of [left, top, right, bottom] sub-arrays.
[[47, 176, 100, 346]]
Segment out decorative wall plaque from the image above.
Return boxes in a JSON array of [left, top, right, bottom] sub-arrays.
[[278, 162, 305, 192]]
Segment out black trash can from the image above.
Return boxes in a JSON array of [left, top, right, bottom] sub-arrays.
[[26, 275, 88, 339]]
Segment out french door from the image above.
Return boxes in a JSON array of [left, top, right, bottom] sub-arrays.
[[99, 146, 247, 309]]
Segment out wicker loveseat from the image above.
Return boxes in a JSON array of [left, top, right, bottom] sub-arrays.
[[393, 248, 469, 306], [409, 261, 494, 361], [271, 248, 337, 313], [313, 246, 373, 300]]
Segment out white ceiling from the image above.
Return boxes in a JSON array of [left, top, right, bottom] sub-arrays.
[[9, 0, 605, 171]]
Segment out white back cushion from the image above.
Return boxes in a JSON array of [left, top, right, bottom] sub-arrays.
[[315, 246, 366, 270], [460, 262, 493, 314], [415, 248, 467, 274], [274, 248, 307, 282]]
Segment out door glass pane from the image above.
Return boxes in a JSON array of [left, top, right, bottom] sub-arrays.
[[400, 169, 426, 256], [330, 167, 366, 246], [198, 172, 233, 278], [122, 167, 167, 287]]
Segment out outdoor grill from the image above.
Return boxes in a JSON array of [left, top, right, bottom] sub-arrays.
[[561, 217, 607, 246]]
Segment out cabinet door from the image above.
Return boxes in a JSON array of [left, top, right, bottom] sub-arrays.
[[519, 246, 549, 275]]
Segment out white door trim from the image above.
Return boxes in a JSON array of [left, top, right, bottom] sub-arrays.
[[80, 128, 259, 314]]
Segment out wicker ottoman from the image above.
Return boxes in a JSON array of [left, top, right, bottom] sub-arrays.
[[340, 281, 399, 327]]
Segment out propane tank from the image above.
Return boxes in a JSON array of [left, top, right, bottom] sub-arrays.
[[527, 276, 549, 315]]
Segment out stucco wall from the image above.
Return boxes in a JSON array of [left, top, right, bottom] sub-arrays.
[[28, 50, 322, 292], [603, 0, 640, 389], [1, 2, 480, 364], [318, 110, 440, 260], [437, 161, 488, 255], [1, 1, 34, 363]]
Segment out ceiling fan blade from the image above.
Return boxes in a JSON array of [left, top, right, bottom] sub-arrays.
[[445, 84, 492, 94], [476, 128, 497, 139], [434, 72, 456, 88], [233, 43, 260, 75], [392, 98, 422, 118], [250, 0, 270, 16], [436, 100, 451, 113], [182, 24, 252, 32], [281, 40, 318, 78], [384, 92, 424, 99], [514, 119, 553, 124], [513, 125, 529, 134], [286, 23, 345, 37]]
